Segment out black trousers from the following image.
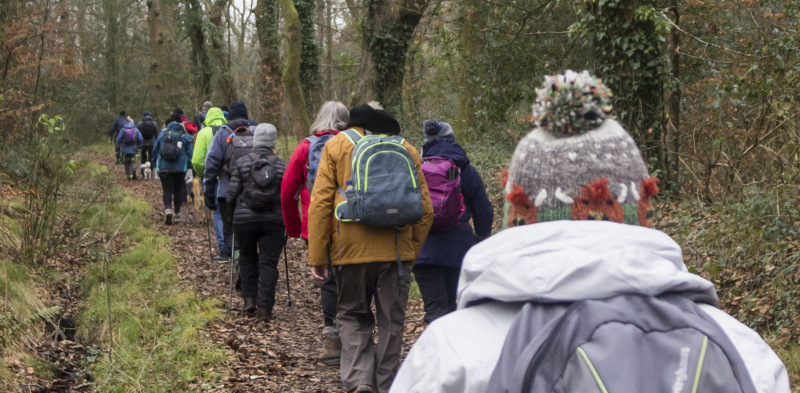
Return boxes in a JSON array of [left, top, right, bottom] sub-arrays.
[[140, 142, 154, 170], [159, 171, 186, 212], [218, 198, 233, 254], [412, 264, 461, 325], [305, 239, 338, 327], [235, 221, 286, 310]]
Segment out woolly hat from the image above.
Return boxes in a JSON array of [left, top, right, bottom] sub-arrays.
[[119, 111, 126, 116], [229, 101, 248, 120], [423, 119, 455, 143], [143, 111, 151, 117], [503, 70, 659, 228], [346, 103, 401, 135], [253, 123, 277, 148]]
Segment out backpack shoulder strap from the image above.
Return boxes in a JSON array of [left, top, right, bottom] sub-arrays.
[[342, 129, 363, 145]]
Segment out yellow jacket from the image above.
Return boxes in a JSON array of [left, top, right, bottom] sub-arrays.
[[308, 127, 434, 267]]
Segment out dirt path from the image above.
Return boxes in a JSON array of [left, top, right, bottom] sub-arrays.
[[112, 161, 426, 393]]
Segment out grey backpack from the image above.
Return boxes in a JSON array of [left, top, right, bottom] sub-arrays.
[[334, 129, 424, 228], [486, 294, 757, 393]]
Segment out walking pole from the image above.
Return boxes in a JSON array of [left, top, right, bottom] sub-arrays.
[[228, 231, 235, 317], [204, 210, 214, 261], [283, 234, 293, 307]]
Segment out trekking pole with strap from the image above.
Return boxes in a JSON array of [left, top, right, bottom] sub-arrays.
[[227, 230, 235, 316], [283, 234, 293, 307]]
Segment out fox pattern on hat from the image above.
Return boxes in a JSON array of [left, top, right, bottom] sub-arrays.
[[503, 70, 658, 228]]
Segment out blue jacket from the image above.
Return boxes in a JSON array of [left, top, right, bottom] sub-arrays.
[[203, 118, 249, 199], [115, 123, 143, 155], [416, 139, 494, 267], [152, 124, 194, 173]]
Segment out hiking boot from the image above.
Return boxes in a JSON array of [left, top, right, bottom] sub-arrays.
[[164, 209, 174, 225], [318, 333, 342, 366], [242, 298, 257, 315], [256, 307, 272, 323], [348, 385, 373, 393], [212, 255, 229, 263], [173, 214, 181, 223]]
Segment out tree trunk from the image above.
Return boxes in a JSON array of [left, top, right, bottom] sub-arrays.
[[209, 0, 237, 105], [105, 0, 120, 111], [184, 0, 214, 102], [294, 0, 321, 111], [147, 0, 169, 124], [666, 0, 681, 188], [326, 0, 333, 99], [350, 0, 429, 116], [256, 0, 283, 126], [279, 0, 311, 135], [456, 0, 484, 138]]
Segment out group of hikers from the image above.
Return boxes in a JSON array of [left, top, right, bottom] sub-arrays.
[[108, 71, 789, 393]]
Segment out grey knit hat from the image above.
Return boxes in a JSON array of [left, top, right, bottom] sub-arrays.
[[423, 119, 455, 143], [503, 70, 659, 228], [253, 123, 277, 148]]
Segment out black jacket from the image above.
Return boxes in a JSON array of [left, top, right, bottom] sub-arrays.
[[137, 116, 160, 142], [227, 145, 287, 226]]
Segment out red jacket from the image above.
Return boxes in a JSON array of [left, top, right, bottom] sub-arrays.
[[280, 130, 340, 239]]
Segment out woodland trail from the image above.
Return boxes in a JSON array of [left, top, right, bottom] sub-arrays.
[[107, 157, 426, 393]]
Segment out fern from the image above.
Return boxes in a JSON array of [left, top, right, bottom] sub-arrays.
[[0, 306, 61, 354]]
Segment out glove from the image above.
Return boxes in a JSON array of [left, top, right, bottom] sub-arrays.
[[204, 193, 218, 211]]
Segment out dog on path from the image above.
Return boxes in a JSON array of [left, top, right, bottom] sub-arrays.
[[140, 162, 152, 180], [192, 177, 211, 226]]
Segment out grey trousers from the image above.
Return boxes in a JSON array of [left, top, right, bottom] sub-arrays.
[[334, 261, 412, 393]]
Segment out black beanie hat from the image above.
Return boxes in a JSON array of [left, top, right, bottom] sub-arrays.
[[229, 101, 248, 120], [119, 111, 126, 116], [346, 104, 401, 135]]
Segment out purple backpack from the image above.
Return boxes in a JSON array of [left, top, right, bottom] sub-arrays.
[[123, 128, 137, 145], [422, 156, 465, 233]]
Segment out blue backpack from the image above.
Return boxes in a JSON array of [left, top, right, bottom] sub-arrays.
[[305, 133, 336, 192], [334, 129, 423, 228]]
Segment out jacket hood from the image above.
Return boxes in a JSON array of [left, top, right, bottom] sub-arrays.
[[226, 118, 251, 131], [204, 108, 227, 127], [457, 220, 718, 309], [313, 129, 341, 137], [422, 139, 470, 167], [123, 122, 136, 129], [142, 115, 153, 122]]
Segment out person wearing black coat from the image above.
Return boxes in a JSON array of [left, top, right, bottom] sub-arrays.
[[137, 111, 160, 174], [109, 111, 126, 162], [227, 123, 287, 323]]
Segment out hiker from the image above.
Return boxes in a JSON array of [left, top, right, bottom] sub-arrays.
[[280, 100, 349, 365], [194, 101, 213, 129], [414, 119, 493, 324], [192, 107, 229, 262], [204, 101, 251, 257], [137, 111, 160, 176], [109, 111, 126, 162], [115, 120, 143, 180], [152, 120, 194, 225], [227, 123, 287, 322], [390, 71, 790, 393], [308, 103, 433, 393]]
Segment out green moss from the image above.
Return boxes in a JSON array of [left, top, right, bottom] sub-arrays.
[[23, 354, 57, 379]]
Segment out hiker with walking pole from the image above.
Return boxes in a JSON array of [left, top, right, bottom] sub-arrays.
[[226, 124, 286, 322]]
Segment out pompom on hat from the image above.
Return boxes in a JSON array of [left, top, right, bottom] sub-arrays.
[[503, 70, 658, 228], [422, 119, 455, 143]]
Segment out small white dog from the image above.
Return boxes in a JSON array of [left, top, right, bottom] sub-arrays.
[[140, 162, 152, 180]]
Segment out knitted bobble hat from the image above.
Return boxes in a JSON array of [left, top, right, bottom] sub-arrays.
[[229, 101, 248, 120], [253, 123, 277, 148], [423, 119, 455, 143], [503, 70, 659, 228]]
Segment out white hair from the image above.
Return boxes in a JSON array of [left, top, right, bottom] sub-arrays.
[[309, 101, 350, 133]]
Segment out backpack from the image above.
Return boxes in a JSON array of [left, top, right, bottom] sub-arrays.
[[241, 153, 282, 212], [334, 129, 424, 228], [160, 127, 184, 162], [222, 126, 254, 176], [139, 120, 159, 140], [122, 128, 137, 145], [305, 133, 336, 192], [486, 294, 757, 393], [421, 156, 465, 233]]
